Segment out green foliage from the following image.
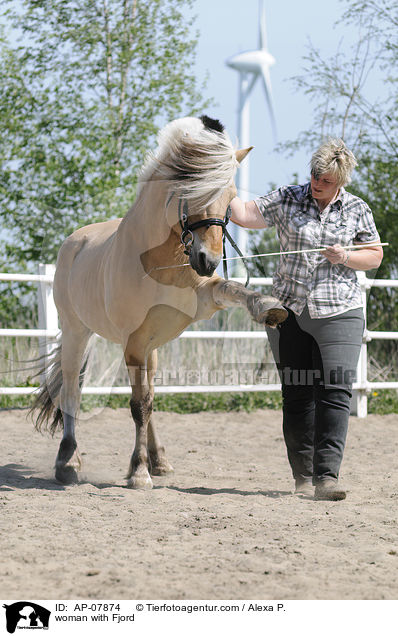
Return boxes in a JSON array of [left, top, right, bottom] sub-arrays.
[[0, 280, 37, 328], [0, 0, 210, 324], [78, 391, 283, 413], [350, 159, 398, 366], [368, 389, 398, 415], [153, 391, 283, 413], [0, 390, 284, 413], [1, 389, 398, 414], [351, 158, 398, 280], [0, 395, 32, 409]]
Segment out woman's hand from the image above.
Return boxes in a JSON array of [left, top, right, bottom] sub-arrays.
[[323, 243, 383, 270], [323, 244, 349, 265]]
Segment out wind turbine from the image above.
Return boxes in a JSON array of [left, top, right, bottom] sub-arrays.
[[226, 0, 277, 275]]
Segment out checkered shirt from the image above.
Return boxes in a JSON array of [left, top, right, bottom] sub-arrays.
[[254, 182, 380, 318]]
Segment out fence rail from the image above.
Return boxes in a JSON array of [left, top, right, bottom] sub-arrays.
[[1, 265, 397, 418]]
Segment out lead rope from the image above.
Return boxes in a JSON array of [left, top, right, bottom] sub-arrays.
[[222, 206, 250, 287]]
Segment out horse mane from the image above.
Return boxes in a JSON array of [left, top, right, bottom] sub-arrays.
[[138, 115, 238, 207]]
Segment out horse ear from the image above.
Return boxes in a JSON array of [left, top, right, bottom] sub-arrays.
[[236, 146, 254, 163]]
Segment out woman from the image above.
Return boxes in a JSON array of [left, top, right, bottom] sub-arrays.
[[230, 138, 383, 500]]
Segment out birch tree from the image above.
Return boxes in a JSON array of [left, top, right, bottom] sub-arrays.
[[0, 0, 209, 267]]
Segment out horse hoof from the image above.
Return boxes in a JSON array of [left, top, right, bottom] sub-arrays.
[[55, 464, 79, 485], [247, 294, 287, 325], [264, 306, 288, 327], [126, 475, 153, 490], [247, 292, 260, 317], [150, 462, 174, 476]]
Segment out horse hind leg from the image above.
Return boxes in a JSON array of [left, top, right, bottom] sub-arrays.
[[56, 418, 82, 484], [146, 350, 173, 476], [55, 321, 91, 484]]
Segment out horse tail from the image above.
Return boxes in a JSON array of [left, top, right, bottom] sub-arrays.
[[30, 343, 91, 435]]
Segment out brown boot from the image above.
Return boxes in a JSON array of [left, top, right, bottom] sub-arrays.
[[314, 480, 346, 501], [294, 480, 314, 496]]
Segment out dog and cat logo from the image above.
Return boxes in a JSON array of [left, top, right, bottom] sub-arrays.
[[2, 603, 51, 633]]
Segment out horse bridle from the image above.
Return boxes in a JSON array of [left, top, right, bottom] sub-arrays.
[[177, 197, 250, 287]]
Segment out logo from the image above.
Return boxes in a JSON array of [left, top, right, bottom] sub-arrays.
[[3, 603, 51, 633]]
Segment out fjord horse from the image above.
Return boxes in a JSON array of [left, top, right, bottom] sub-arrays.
[[32, 115, 287, 489]]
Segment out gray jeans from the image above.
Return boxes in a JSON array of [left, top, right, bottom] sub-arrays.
[[266, 305, 364, 484]]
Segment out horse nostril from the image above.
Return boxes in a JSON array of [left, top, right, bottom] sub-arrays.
[[199, 251, 207, 271], [196, 249, 219, 276]]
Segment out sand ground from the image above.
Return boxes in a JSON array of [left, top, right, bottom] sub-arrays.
[[0, 407, 397, 600]]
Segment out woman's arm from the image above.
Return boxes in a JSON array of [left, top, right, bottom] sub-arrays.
[[229, 197, 268, 229], [324, 244, 383, 270]]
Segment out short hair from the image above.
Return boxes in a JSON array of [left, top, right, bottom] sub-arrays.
[[310, 138, 358, 187]]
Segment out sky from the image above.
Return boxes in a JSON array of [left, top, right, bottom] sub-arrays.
[[187, 0, 357, 200], [2, 0, 364, 205]]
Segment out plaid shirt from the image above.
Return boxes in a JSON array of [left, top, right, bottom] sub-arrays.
[[255, 183, 380, 318]]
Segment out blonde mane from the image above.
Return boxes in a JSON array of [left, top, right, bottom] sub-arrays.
[[138, 117, 238, 207]]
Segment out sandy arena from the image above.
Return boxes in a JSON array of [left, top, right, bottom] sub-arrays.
[[0, 407, 397, 600]]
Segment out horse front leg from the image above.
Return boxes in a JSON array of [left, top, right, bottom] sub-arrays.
[[212, 280, 288, 326], [125, 358, 153, 490], [148, 420, 174, 476]]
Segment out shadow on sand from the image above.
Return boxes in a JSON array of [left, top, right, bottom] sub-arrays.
[[161, 485, 292, 498], [0, 464, 293, 498], [0, 463, 66, 491]]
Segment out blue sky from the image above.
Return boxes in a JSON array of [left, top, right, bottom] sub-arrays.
[[188, 0, 357, 199]]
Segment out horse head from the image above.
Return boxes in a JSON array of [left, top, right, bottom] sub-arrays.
[[181, 181, 234, 276], [182, 146, 253, 277], [140, 115, 253, 278]]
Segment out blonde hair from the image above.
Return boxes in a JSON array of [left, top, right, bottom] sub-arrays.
[[310, 138, 358, 187]]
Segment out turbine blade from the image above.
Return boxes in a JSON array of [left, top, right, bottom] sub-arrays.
[[259, 0, 267, 51], [260, 65, 277, 141], [240, 73, 258, 106]]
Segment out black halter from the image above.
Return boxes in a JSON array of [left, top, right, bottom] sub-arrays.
[[177, 197, 250, 287]]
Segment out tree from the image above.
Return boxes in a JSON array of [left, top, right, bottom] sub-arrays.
[[0, 0, 210, 326], [280, 0, 398, 161], [0, 0, 209, 263]]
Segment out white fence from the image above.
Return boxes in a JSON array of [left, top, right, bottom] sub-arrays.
[[1, 264, 398, 418]]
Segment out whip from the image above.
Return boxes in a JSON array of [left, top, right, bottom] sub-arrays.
[[144, 242, 388, 276]]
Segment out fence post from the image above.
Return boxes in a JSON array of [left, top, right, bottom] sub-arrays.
[[353, 271, 368, 418], [38, 264, 58, 363]]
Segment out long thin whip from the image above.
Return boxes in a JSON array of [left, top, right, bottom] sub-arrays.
[[145, 242, 388, 275]]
